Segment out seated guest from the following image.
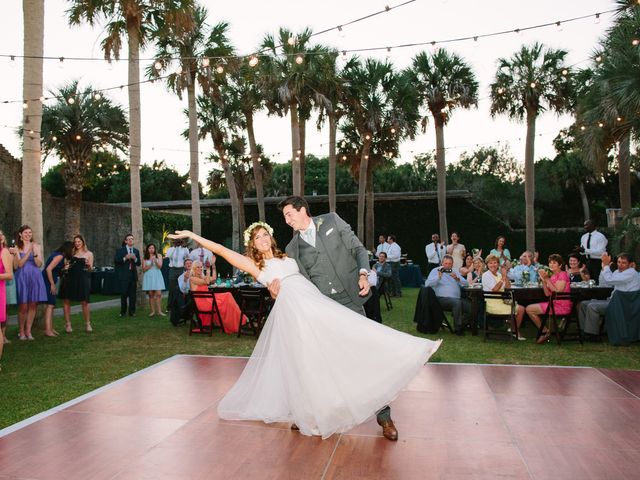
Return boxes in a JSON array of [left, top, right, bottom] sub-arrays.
[[373, 252, 392, 289], [566, 253, 590, 283], [425, 233, 446, 275], [525, 254, 572, 344], [578, 252, 640, 339], [364, 269, 382, 323], [483, 254, 526, 340], [189, 260, 246, 334], [508, 251, 538, 285], [459, 254, 475, 277], [424, 254, 470, 336], [489, 235, 511, 266], [466, 257, 485, 285], [375, 234, 388, 259], [177, 258, 193, 295]]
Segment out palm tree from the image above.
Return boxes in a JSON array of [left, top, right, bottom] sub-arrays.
[[67, 0, 194, 249], [22, 0, 45, 243], [490, 43, 572, 251], [149, 7, 234, 234], [407, 49, 479, 242], [40, 81, 129, 238]]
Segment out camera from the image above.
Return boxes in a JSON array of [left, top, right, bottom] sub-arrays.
[[440, 268, 453, 273]]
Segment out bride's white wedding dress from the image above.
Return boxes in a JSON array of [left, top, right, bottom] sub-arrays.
[[217, 257, 441, 438]]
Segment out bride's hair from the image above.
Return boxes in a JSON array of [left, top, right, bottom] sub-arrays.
[[245, 225, 286, 270]]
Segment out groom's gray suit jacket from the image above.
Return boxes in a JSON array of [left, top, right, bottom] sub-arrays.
[[285, 212, 371, 308]]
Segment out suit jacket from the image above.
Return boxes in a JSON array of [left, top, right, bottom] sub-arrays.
[[114, 246, 141, 283], [285, 212, 370, 307]]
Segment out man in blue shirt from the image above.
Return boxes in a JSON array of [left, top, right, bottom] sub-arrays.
[[508, 251, 539, 285], [425, 254, 470, 336]]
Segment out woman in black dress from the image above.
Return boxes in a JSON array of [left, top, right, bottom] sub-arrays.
[[566, 253, 590, 284], [59, 235, 94, 333], [42, 241, 74, 336]]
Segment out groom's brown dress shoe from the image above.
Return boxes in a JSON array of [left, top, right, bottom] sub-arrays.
[[377, 418, 398, 441], [290, 423, 299, 431]]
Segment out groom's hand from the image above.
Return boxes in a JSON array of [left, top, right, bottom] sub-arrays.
[[268, 278, 281, 299], [358, 275, 370, 296]]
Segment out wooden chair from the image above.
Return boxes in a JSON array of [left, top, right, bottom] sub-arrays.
[[539, 291, 581, 345], [236, 287, 271, 338], [482, 290, 517, 342], [188, 290, 223, 336], [379, 277, 393, 311]]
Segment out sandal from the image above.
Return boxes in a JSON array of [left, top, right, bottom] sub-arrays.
[[536, 331, 551, 344]]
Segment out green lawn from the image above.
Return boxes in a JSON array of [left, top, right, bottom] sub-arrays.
[[1, 288, 638, 430], [7, 294, 119, 316]]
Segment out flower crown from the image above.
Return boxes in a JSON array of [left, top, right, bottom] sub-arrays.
[[244, 221, 274, 246]]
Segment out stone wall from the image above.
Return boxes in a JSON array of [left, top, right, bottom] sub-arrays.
[[1, 144, 132, 266]]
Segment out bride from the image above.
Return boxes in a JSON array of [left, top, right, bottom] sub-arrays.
[[169, 223, 441, 439]]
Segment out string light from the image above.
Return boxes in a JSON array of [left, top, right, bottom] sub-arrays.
[[295, 54, 304, 64], [154, 61, 162, 71], [595, 55, 603, 63], [561, 69, 569, 76], [598, 122, 604, 128], [594, 13, 600, 24], [249, 55, 259, 67], [287, 36, 296, 46], [530, 82, 536, 88], [22, 102, 28, 109], [58, 57, 64, 69], [216, 65, 224, 74], [390, 127, 396, 134], [39, 95, 45, 102], [555, 21, 563, 32], [67, 97, 75, 104], [93, 93, 101, 100], [75, 134, 81, 140], [632, 39, 640, 46], [202, 57, 210, 67], [52, 136, 57, 141]]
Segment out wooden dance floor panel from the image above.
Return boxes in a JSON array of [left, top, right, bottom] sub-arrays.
[[1, 356, 640, 480]]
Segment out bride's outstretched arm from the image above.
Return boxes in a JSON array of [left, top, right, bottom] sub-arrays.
[[168, 231, 261, 279]]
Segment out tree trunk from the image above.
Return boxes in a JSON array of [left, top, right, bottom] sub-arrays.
[[365, 161, 375, 250], [290, 99, 301, 196], [577, 181, 590, 223], [299, 116, 306, 195], [127, 25, 144, 254], [64, 187, 82, 239], [246, 112, 265, 221], [237, 189, 246, 248], [22, 0, 44, 244], [434, 120, 447, 242], [357, 138, 371, 242], [524, 109, 537, 252], [328, 113, 337, 213], [186, 81, 201, 234], [215, 144, 241, 251], [618, 130, 632, 215]]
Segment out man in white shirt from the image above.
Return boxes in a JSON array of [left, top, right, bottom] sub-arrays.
[[188, 242, 216, 276], [166, 239, 191, 325], [375, 235, 388, 258], [425, 233, 446, 275], [579, 219, 608, 283], [578, 252, 640, 338], [177, 258, 193, 295], [386, 235, 402, 297]]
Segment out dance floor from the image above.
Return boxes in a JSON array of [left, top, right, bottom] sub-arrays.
[[1, 355, 640, 480]]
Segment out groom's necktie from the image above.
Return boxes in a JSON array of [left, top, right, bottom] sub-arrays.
[[300, 224, 316, 247]]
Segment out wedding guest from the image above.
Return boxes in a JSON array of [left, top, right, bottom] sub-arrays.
[[42, 241, 74, 337], [188, 242, 216, 277], [10, 225, 47, 340], [385, 235, 402, 297], [425, 233, 446, 275], [166, 238, 190, 325], [459, 254, 475, 277], [424, 254, 470, 336], [178, 258, 193, 295], [59, 235, 94, 333], [489, 235, 511, 266], [466, 257, 485, 285], [142, 243, 166, 317], [0, 230, 14, 345], [375, 234, 388, 258], [189, 260, 245, 334], [446, 232, 466, 270], [114, 234, 141, 317], [482, 254, 526, 340], [508, 251, 539, 285], [525, 254, 572, 344], [566, 253, 590, 283], [372, 252, 392, 289], [579, 219, 607, 284]]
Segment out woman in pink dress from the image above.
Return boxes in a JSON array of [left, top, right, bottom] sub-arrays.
[[0, 230, 15, 361], [525, 254, 572, 344], [189, 261, 246, 334]]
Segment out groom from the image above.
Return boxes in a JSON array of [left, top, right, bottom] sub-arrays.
[[270, 195, 399, 441]]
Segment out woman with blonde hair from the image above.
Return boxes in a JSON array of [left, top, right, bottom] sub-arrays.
[[169, 222, 441, 439]]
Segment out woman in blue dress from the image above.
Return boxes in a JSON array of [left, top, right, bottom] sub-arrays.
[[42, 241, 74, 337], [142, 243, 166, 317]]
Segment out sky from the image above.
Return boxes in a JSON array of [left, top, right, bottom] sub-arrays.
[[0, 0, 616, 177]]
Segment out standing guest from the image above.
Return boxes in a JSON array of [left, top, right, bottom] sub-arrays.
[[579, 219, 607, 284], [10, 225, 47, 340], [446, 232, 466, 270], [566, 253, 590, 283], [375, 235, 388, 258], [59, 235, 94, 333], [508, 251, 539, 285], [490, 235, 511, 266], [188, 242, 216, 277], [424, 255, 470, 336], [578, 253, 640, 339], [482, 254, 526, 340], [166, 238, 190, 325], [0, 230, 14, 346], [142, 243, 166, 317], [189, 261, 246, 334], [467, 257, 485, 285], [114, 233, 141, 317], [42, 241, 74, 337], [386, 235, 402, 297], [425, 233, 446, 275], [525, 254, 572, 344]]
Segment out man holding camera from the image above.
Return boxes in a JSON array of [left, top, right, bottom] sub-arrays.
[[424, 254, 470, 336]]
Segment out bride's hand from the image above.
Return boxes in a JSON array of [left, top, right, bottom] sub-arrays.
[[167, 230, 193, 240]]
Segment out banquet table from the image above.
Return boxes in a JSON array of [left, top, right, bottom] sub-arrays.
[[399, 264, 424, 288]]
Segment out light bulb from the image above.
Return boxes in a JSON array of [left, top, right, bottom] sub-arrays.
[[617, 116, 623, 122], [364, 155, 369, 160], [595, 55, 603, 63], [52, 136, 57, 141], [295, 54, 303, 64], [94, 93, 101, 100], [154, 61, 162, 71], [365, 134, 370, 140], [497, 87, 504, 94], [580, 125, 586, 131], [216, 65, 224, 74], [28, 129, 34, 134], [287, 36, 296, 46], [598, 122, 604, 128], [632, 39, 640, 46], [561, 69, 568, 76], [58, 57, 64, 69], [202, 57, 210, 67], [67, 97, 75, 104], [556, 21, 563, 32], [39, 96, 45, 102], [75, 134, 81, 140], [22, 102, 28, 109], [390, 128, 396, 134], [342, 155, 347, 160], [595, 13, 600, 24], [249, 56, 259, 67], [386, 47, 392, 59], [530, 82, 536, 88]]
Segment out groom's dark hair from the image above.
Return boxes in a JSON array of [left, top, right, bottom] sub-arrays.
[[278, 196, 311, 217]]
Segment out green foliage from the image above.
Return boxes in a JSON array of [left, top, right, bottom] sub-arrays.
[[610, 208, 640, 259]]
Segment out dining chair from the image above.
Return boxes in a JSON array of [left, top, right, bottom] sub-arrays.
[[236, 287, 271, 338], [188, 290, 223, 336], [482, 290, 517, 342]]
